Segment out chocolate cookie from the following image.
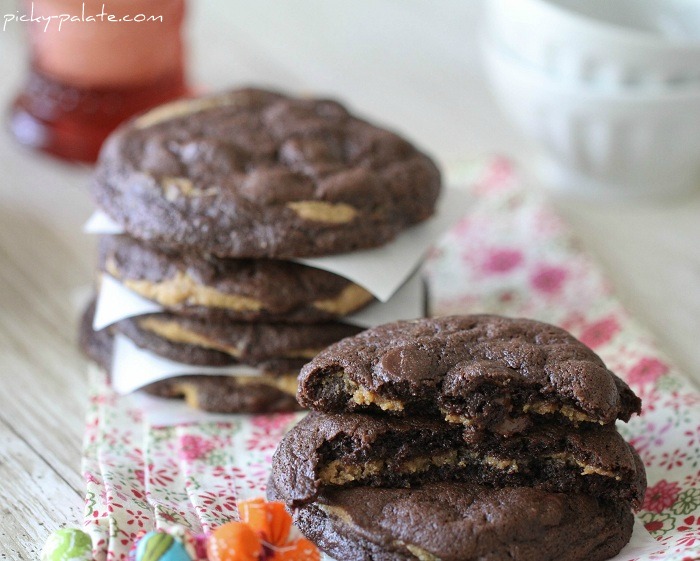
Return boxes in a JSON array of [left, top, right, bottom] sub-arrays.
[[100, 235, 374, 322], [115, 312, 363, 367], [143, 375, 301, 413], [271, 412, 646, 507], [78, 301, 302, 413], [267, 480, 635, 561], [298, 315, 641, 434], [92, 88, 441, 258]]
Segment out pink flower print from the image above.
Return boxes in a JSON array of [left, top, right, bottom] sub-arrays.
[[482, 249, 523, 274], [159, 510, 188, 525], [660, 449, 687, 471], [125, 509, 149, 528], [231, 464, 269, 491], [579, 316, 620, 349], [424, 245, 443, 262], [489, 157, 514, 183], [628, 421, 672, 455], [251, 413, 296, 431], [130, 487, 146, 502], [685, 424, 700, 447], [199, 490, 238, 516], [678, 516, 700, 533], [559, 312, 587, 333], [450, 217, 472, 239], [530, 264, 568, 294], [643, 480, 681, 513], [179, 435, 215, 461], [627, 357, 669, 386], [246, 413, 299, 452], [148, 465, 176, 488], [498, 291, 516, 303], [210, 465, 234, 481], [85, 472, 101, 486], [133, 468, 145, 486], [677, 516, 700, 547], [474, 157, 514, 195]]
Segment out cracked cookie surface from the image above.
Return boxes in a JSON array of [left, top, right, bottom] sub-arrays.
[[92, 88, 441, 258], [267, 480, 635, 561], [297, 315, 641, 434]]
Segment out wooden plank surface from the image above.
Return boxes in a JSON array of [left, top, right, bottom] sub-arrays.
[[0, 420, 83, 560], [0, 1, 699, 559]]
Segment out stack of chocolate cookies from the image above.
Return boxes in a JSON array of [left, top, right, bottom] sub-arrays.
[[79, 87, 441, 413], [269, 315, 646, 561]]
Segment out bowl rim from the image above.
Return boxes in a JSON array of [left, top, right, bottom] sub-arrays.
[[489, 0, 700, 48], [482, 35, 700, 101]]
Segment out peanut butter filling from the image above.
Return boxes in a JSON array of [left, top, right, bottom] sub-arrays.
[[442, 401, 602, 429], [125, 274, 264, 311], [178, 384, 201, 409], [138, 317, 320, 359], [140, 316, 233, 353], [320, 509, 439, 559], [134, 95, 235, 128], [523, 402, 602, 424], [106, 263, 371, 317], [286, 201, 358, 224], [229, 374, 299, 396], [319, 451, 459, 485], [160, 176, 218, 200], [320, 459, 384, 485], [317, 504, 354, 525], [481, 454, 519, 473], [350, 386, 404, 412], [404, 544, 441, 561], [174, 373, 299, 407], [547, 452, 621, 480], [320, 371, 406, 412], [319, 448, 622, 490], [104, 263, 265, 312], [442, 413, 475, 426], [312, 284, 373, 315]]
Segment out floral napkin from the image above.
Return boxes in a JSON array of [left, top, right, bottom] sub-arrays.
[[81, 158, 700, 560]]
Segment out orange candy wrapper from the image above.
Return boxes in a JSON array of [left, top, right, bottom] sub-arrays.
[[208, 498, 320, 561]]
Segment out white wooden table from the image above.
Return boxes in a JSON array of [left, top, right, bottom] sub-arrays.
[[1, 1, 699, 558]]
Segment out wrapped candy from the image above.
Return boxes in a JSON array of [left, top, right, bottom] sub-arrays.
[[207, 498, 320, 561], [134, 531, 191, 561], [41, 528, 92, 561], [162, 524, 208, 561]]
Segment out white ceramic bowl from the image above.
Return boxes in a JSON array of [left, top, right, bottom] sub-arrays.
[[482, 38, 700, 200], [486, 0, 700, 90]]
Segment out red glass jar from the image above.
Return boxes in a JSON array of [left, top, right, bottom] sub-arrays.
[[10, 0, 188, 163]]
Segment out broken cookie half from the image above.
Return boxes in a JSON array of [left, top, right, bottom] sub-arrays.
[[297, 315, 641, 435], [270, 411, 646, 508]]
